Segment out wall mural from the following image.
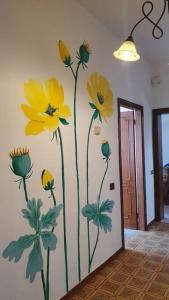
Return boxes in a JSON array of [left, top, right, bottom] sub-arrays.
[[2, 40, 114, 300]]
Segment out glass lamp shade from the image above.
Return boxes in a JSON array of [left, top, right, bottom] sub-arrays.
[[113, 36, 140, 62]]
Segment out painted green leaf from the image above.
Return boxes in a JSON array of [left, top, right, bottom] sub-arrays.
[[2, 234, 35, 262], [26, 238, 43, 283], [82, 203, 98, 222], [59, 118, 69, 125], [89, 102, 96, 110], [98, 214, 112, 233], [93, 109, 99, 120], [100, 200, 114, 213], [41, 231, 57, 250], [40, 204, 62, 230], [82, 200, 114, 233], [22, 199, 42, 230]]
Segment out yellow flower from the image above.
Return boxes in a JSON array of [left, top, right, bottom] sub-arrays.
[[58, 40, 72, 66], [87, 73, 113, 120], [21, 78, 71, 135], [42, 169, 54, 191]]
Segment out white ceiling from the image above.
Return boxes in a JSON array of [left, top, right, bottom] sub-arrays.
[[77, 0, 169, 64]]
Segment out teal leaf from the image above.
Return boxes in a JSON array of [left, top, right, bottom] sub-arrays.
[[89, 102, 96, 110], [41, 231, 57, 250], [26, 238, 43, 283], [99, 214, 112, 233], [40, 204, 62, 230], [82, 203, 98, 222], [22, 199, 42, 230], [2, 234, 35, 262], [82, 200, 114, 233], [93, 109, 99, 120], [100, 200, 114, 213], [59, 118, 69, 125]]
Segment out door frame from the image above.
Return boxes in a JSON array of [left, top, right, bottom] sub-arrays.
[[152, 108, 169, 221], [118, 98, 147, 248]]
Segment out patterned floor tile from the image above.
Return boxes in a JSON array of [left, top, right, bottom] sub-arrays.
[[69, 223, 169, 300], [116, 286, 142, 299], [109, 271, 131, 283], [88, 290, 116, 300], [99, 279, 122, 295], [72, 285, 96, 299], [140, 294, 163, 300], [146, 282, 169, 298], [154, 272, 169, 286], [99, 264, 116, 278], [127, 276, 148, 290], [134, 267, 155, 280], [87, 274, 105, 288]]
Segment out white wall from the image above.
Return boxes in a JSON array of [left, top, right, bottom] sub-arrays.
[[151, 63, 169, 108], [0, 0, 154, 299], [162, 114, 169, 166]]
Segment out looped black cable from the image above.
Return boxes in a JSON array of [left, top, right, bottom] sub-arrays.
[[130, 0, 167, 40]]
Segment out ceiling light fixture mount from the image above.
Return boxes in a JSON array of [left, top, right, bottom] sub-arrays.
[[113, 0, 169, 62]]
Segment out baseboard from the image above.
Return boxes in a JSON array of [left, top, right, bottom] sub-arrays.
[[147, 218, 155, 230], [60, 247, 123, 300]]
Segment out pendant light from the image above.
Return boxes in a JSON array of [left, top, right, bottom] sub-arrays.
[[113, 0, 169, 62]]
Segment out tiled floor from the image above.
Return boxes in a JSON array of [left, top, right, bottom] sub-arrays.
[[124, 229, 138, 240], [68, 222, 169, 299]]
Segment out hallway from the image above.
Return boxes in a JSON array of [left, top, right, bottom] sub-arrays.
[[69, 223, 169, 300]]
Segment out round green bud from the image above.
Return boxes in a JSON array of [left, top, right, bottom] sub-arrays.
[[101, 141, 111, 159], [10, 148, 32, 177]]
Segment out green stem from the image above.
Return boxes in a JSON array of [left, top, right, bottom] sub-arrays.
[[46, 251, 50, 300], [41, 267, 47, 300], [51, 189, 56, 206], [23, 177, 29, 202], [46, 189, 56, 300], [73, 61, 81, 282], [57, 128, 69, 292], [86, 113, 95, 273], [70, 65, 76, 79], [89, 226, 100, 271], [89, 159, 109, 271], [22, 177, 47, 298], [98, 160, 109, 204]]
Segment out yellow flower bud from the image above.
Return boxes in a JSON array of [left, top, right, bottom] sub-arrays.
[[42, 169, 54, 191], [58, 40, 72, 66]]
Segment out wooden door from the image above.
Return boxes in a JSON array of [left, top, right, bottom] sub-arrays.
[[120, 111, 137, 229], [153, 111, 164, 221], [135, 110, 146, 230]]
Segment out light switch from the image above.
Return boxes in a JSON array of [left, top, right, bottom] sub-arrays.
[[110, 183, 115, 190]]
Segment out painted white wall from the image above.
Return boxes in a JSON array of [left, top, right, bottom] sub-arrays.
[[162, 114, 169, 166], [0, 0, 154, 299], [151, 63, 169, 108]]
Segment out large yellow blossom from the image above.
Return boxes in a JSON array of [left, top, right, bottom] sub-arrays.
[[87, 73, 113, 120], [21, 78, 71, 135]]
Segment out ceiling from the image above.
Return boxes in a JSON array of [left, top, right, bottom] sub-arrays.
[[77, 0, 169, 64]]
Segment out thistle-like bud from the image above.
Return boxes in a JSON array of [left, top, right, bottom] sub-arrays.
[[41, 169, 54, 191], [79, 41, 90, 64], [10, 147, 32, 177], [58, 40, 72, 67], [101, 140, 111, 159]]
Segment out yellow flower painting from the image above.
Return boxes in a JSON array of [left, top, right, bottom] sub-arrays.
[[87, 72, 113, 121], [58, 40, 72, 67], [21, 78, 71, 135]]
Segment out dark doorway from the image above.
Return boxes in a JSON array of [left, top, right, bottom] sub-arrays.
[[153, 108, 169, 222], [118, 98, 147, 247]]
